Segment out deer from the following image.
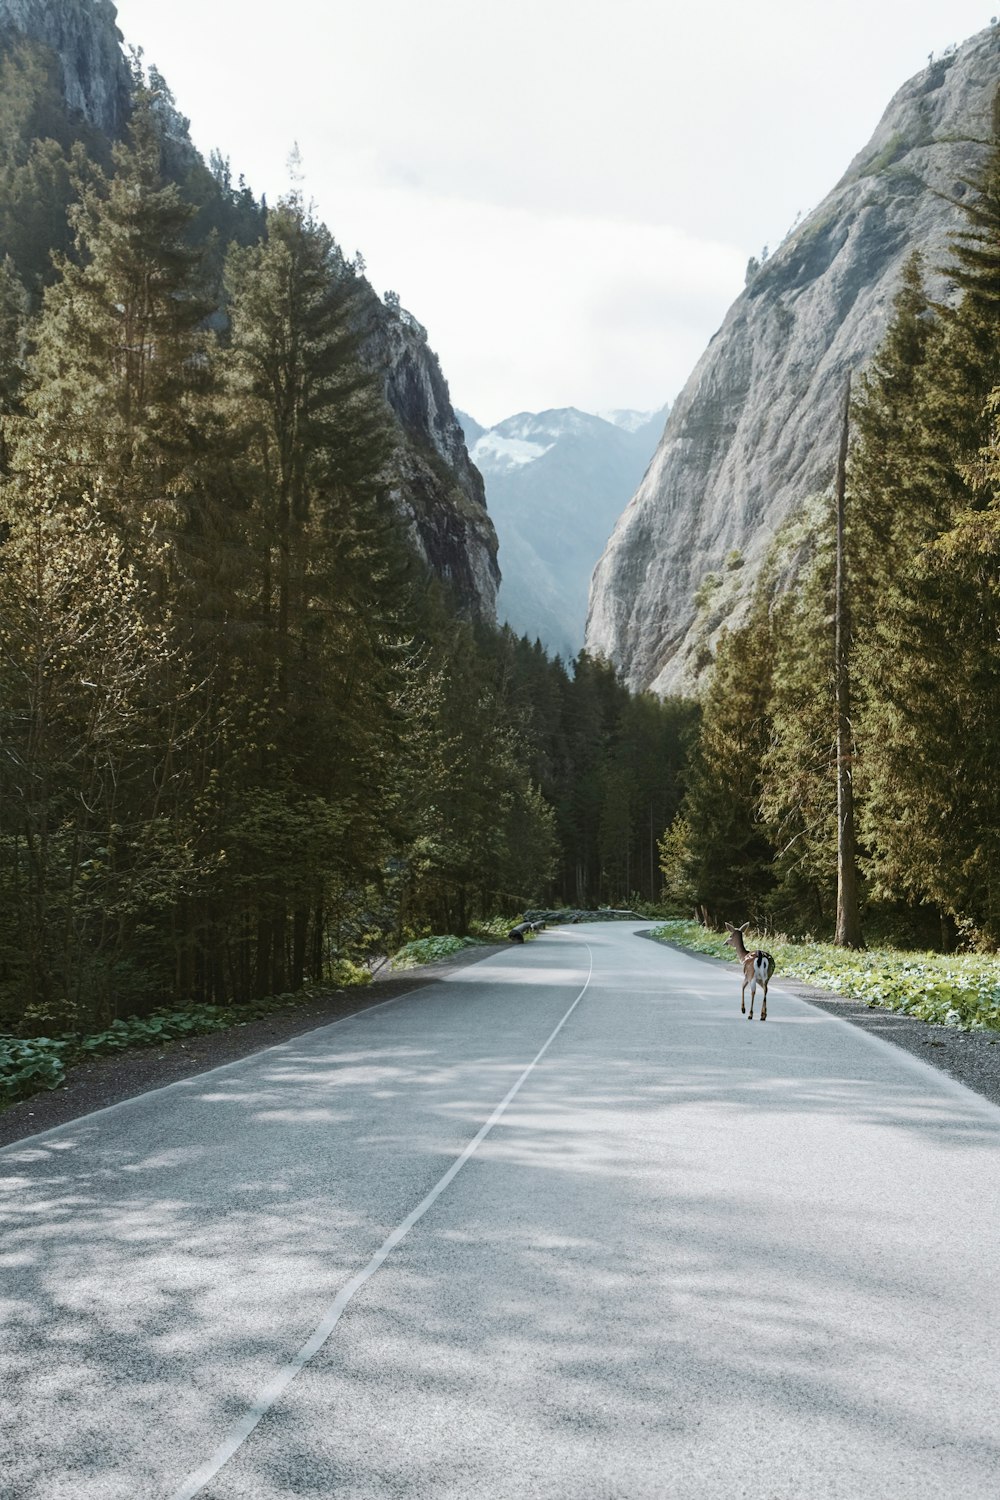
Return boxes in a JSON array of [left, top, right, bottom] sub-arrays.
[[723, 922, 775, 1021]]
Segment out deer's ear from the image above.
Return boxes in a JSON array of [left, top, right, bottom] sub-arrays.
[[739, 922, 749, 932], [724, 922, 735, 932]]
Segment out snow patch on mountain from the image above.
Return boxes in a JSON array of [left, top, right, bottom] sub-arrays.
[[598, 408, 662, 433], [470, 431, 554, 470]]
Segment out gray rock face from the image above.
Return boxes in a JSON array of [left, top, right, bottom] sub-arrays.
[[0, 0, 130, 135], [363, 303, 499, 622], [586, 26, 1000, 695]]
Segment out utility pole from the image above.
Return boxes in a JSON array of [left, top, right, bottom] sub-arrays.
[[834, 372, 865, 948]]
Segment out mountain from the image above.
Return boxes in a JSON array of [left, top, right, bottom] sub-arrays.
[[0, 0, 130, 135], [362, 307, 498, 618], [586, 25, 1000, 694], [0, 0, 498, 621], [460, 406, 666, 659]]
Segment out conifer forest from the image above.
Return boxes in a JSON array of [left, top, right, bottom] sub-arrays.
[[0, 51, 692, 1034], [3, 38, 1000, 1047]]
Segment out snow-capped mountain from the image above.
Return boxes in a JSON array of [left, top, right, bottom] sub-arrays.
[[597, 408, 663, 434], [458, 406, 667, 660]]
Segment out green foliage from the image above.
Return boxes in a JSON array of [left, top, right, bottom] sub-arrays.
[[469, 914, 521, 939], [658, 815, 698, 910], [677, 99, 1000, 947], [0, 1035, 70, 1104], [759, 500, 839, 930], [676, 609, 775, 922], [848, 104, 1000, 946], [0, 973, 377, 1110], [0, 45, 698, 1037], [389, 934, 482, 969], [0, 37, 108, 293], [326, 959, 373, 988], [652, 922, 1000, 1031]]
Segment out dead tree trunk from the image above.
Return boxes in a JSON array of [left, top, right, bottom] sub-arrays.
[[834, 373, 865, 949]]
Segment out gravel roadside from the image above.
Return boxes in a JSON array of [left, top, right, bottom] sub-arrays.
[[644, 932, 1000, 1110], [0, 943, 508, 1150]]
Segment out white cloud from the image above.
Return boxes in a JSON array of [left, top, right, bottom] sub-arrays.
[[329, 181, 744, 424], [114, 0, 997, 419]]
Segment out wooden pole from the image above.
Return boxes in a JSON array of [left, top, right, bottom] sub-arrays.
[[834, 372, 865, 948]]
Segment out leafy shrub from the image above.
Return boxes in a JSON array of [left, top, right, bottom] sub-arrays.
[[0, 968, 373, 1113], [0, 1037, 72, 1104], [470, 915, 520, 940], [389, 935, 480, 969], [327, 958, 372, 988]]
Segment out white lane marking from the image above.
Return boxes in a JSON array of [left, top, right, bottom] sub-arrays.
[[170, 942, 595, 1500]]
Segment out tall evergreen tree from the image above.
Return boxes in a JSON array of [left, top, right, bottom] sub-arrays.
[[853, 89, 1000, 944], [671, 609, 775, 924], [13, 89, 211, 545], [221, 194, 409, 992], [758, 502, 838, 933]]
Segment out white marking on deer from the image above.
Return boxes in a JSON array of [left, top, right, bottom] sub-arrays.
[[724, 922, 775, 1021]]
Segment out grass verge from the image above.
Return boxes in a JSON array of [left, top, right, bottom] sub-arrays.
[[0, 965, 372, 1112], [651, 921, 1000, 1032]]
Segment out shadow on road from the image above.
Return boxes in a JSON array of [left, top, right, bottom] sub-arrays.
[[2, 936, 999, 1497]]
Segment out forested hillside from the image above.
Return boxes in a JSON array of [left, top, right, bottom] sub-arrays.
[[660, 93, 1000, 952], [0, 31, 694, 1038]]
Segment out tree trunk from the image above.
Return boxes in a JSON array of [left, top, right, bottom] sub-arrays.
[[255, 916, 272, 1000], [291, 907, 308, 990], [834, 373, 865, 949]]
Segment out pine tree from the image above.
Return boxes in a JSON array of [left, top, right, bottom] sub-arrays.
[[677, 608, 775, 924], [0, 93, 221, 1019], [13, 90, 212, 546], [852, 88, 1000, 944], [758, 500, 838, 933], [0, 256, 28, 473], [221, 193, 408, 991]]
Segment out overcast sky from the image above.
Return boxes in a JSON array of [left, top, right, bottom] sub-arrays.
[[114, 0, 996, 426]]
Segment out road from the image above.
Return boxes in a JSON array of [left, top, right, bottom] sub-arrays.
[[2, 923, 999, 1499]]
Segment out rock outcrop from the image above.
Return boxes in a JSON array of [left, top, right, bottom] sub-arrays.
[[0, 0, 130, 135], [363, 303, 499, 621], [586, 26, 1000, 695]]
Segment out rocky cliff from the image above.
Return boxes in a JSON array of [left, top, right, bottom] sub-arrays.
[[363, 302, 499, 621], [0, 0, 130, 135], [586, 26, 1000, 695]]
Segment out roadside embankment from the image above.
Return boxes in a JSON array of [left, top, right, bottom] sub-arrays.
[[0, 941, 506, 1148]]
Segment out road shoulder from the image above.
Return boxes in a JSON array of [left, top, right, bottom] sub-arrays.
[[641, 930, 1000, 1110], [0, 943, 508, 1149]]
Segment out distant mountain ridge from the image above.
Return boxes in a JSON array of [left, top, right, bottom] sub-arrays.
[[459, 406, 666, 658], [586, 24, 1000, 694]]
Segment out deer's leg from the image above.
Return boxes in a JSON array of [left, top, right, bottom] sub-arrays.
[[741, 976, 747, 1014], [747, 976, 755, 1020], [760, 980, 767, 1022]]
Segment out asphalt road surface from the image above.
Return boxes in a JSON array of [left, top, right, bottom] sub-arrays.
[[3, 923, 1000, 1499]]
